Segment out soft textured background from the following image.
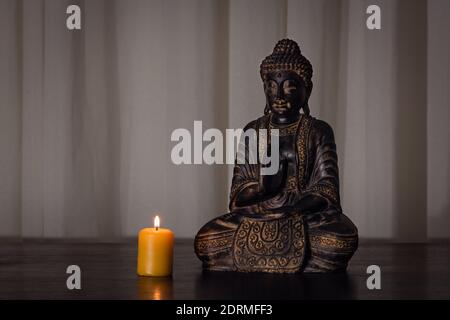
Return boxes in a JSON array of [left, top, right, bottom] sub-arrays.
[[0, 0, 448, 240]]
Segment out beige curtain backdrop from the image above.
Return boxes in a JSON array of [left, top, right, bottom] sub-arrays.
[[0, 0, 448, 240]]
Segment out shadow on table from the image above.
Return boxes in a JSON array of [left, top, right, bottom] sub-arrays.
[[193, 270, 357, 300]]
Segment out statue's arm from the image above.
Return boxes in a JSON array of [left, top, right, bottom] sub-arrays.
[[230, 159, 288, 212], [228, 167, 262, 212], [228, 120, 260, 212], [295, 119, 341, 212], [230, 185, 291, 214]]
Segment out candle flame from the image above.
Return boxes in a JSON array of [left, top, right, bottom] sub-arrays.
[[154, 215, 160, 229]]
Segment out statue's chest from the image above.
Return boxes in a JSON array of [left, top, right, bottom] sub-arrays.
[[262, 114, 314, 190], [278, 136, 298, 178], [278, 135, 296, 162]]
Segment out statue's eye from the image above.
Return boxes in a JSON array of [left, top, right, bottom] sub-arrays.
[[283, 81, 297, 94], [284, 86, 297, 94], [267, 81, 278, 93]]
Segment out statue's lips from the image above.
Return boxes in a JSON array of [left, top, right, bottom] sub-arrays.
[[273, 104, 288, 110]]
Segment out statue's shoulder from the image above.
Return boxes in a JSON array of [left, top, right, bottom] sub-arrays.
[[242, 114, 270, 131], [309, 116, 335, 141]]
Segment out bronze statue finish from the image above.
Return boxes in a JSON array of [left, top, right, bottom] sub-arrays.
[[195, 39, 358, 273]]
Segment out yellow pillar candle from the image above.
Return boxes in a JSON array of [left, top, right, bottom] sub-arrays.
[[137, 215, 174, 277]]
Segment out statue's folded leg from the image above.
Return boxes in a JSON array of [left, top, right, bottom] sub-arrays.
[[303, 214, 358, 272], [195, 208, 306, 273], [195, 210, 358, 273], [194, 212, 242, 271]]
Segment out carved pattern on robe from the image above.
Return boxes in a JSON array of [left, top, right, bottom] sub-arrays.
[[296, 114, 314, 191], [233, 214, 305, 273]]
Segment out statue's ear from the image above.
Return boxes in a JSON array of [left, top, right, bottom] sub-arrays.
[[302, 86, 312, 115], [263, 80, 270, 115], [302, 102, 310, 115]]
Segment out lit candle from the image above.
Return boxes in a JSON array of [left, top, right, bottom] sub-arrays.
[[137, 215, 174, 277]]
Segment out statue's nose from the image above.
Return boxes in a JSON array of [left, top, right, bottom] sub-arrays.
[[276, 86, 285, 100]]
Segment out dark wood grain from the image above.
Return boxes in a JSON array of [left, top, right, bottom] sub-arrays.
[[0, 239, 449, 299]]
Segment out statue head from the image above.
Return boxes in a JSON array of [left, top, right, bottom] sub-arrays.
[[260, 39, 313, 116]]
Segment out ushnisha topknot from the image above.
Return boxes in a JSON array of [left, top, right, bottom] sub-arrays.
[[260, 39, 313, 93]]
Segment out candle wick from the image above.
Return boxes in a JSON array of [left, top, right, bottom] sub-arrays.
[[156, 226, 158, 231]]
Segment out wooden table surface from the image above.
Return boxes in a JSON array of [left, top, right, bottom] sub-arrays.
[[0, 240, 449, 300]]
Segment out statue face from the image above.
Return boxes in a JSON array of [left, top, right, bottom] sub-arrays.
[[264, 71, 308, 117]]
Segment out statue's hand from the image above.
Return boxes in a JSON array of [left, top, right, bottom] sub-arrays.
[[233, 160, 288, 211], [278, 159, 289, 190], [294, 194, 328, 214], [262, 159, 288, 196]]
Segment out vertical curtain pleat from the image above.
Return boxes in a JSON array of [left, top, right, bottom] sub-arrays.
[[0, 0, 448, 240]]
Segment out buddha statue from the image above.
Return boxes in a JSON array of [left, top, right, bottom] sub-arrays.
[[194, 39, 358, 273]]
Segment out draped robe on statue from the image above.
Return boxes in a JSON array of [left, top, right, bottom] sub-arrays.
[[195, 113, 358, 273]]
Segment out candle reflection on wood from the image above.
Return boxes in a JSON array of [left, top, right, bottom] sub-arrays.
[[137, 277, 174, 300]]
